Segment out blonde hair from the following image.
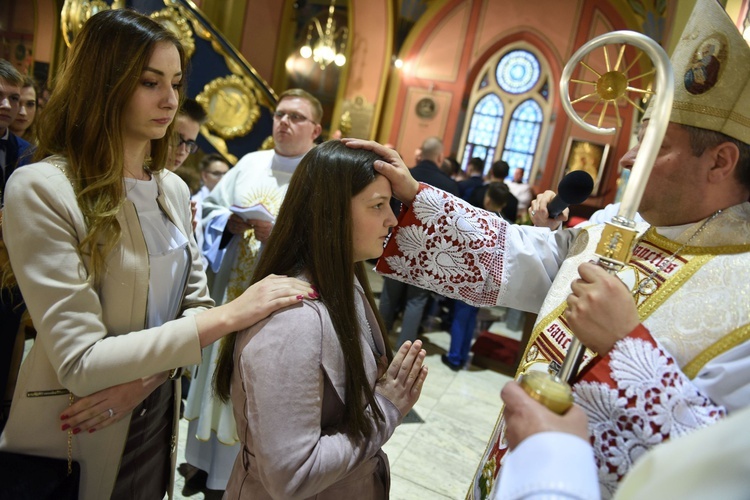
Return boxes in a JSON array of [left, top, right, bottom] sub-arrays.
[[34, 9, 186, 283]]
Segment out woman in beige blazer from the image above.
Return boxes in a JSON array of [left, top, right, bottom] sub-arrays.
[[214, 141, 429, 499], [0, 10, 313, 500]]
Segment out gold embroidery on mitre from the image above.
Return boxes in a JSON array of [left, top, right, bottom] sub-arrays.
[[643, 0, 750, 145], [671, 101, 750, 130]]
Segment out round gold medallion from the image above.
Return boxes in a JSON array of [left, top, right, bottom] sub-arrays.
[[196, 75, 261, 140], [150, 7, 196, 59], [637, 277, 658, 295]]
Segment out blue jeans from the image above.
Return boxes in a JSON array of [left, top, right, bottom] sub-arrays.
[[447, 300, 479, 367]]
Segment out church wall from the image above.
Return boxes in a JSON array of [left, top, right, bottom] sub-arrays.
[[32, 0, 57, 64], [334, 0, 392, 139], [239, 0, 285, 85], [379, 0, 682, 210]]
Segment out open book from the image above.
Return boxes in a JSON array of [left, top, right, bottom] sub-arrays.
[[230, 203, 275, 223]]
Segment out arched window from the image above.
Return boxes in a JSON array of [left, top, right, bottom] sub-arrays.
[[459, 44, 552, 182], [502, 99, 543, 183], [461, 93, 504, 171]]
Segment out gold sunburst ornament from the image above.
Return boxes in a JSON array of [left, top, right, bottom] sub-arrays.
[[568, 43, 656, 129]]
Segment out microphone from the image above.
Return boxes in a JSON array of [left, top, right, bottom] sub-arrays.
[[547, 170, 594, 218]]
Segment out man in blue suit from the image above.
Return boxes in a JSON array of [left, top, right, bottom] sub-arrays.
[[0, 59, 31, 432], [458, 156, 485, 201]]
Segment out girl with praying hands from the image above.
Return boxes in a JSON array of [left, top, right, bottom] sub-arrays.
[[214, 141, 428, 499]]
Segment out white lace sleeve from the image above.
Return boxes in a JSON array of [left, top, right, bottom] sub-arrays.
[[574, 327, 726, 498], [376, 184, 575, 310]]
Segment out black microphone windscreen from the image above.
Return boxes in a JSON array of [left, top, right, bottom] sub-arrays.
[[558, 170, 594, 204]]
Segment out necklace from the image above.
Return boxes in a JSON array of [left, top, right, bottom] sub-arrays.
[[124, 156, 153, 181], [124, 167, 151, 181], [635, 209, 723, 296]]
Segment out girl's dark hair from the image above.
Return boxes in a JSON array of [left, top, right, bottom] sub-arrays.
[[214, 140, 393, 440]]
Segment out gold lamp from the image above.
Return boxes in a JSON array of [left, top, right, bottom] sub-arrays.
[[299, 0, 348, 70]]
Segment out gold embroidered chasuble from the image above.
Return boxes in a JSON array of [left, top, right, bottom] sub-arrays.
[[225, 185, 284, 302]]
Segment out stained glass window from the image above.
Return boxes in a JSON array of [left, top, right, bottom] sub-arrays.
[[501, 99, 543, 182], [496, 50, 541, 94], [463, 94, 503, 172], [460, 45, 549, 188]]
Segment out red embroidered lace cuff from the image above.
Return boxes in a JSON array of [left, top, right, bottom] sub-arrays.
[[376, 183, 431, 276], [578, 323, 652, 386]]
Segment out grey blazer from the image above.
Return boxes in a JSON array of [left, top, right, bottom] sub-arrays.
[[225, 279, 403, 499], [0, 159, 211, 499]]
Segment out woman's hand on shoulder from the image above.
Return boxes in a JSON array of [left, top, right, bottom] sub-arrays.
[[236, 274, 317, 323], [196, 275, 318, 347], [376, 340, 428, 416]]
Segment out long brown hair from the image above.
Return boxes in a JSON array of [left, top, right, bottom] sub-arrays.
[[34, 9, 186, 282], [214, 140, 393, 440]]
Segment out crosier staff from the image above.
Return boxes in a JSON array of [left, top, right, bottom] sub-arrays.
[[520, 30, 674, 412]]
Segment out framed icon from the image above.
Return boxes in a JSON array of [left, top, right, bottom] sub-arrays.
[[562, 138, 609, 196]]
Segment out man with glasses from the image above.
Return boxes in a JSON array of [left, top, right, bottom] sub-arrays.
[[195, 153, 230, 197], [169, 98, 206, 171], [183, 89, 322, 496]]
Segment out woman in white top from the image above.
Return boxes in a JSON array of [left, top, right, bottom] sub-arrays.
[[0, 9, 313, 500]]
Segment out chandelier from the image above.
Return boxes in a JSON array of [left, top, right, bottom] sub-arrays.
[[299, 0, 348, 70]]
